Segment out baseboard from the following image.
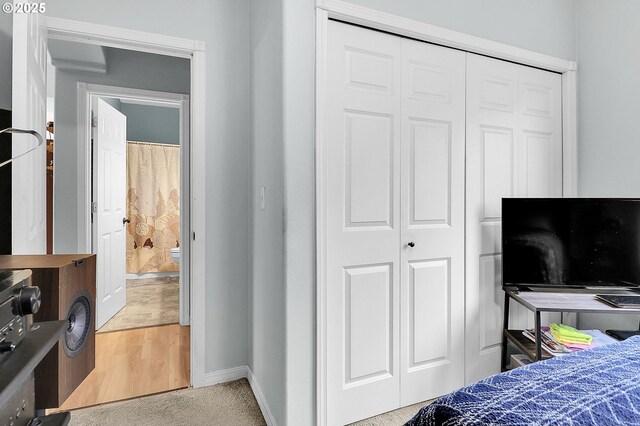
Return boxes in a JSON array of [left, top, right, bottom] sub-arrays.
[[202, 365, 276, 426], [203, 365, 249, 386], [247, 368, 277, 426]]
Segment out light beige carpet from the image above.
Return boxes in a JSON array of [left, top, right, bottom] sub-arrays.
[[69, 379, 266, 426], [349, 400, 430, 425], [99, 277, 179, 333], [69, 376, 429, 426]]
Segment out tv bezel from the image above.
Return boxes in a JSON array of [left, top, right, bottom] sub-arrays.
[[501, 197, 640, 291]]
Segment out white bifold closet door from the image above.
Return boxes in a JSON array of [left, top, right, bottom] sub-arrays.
[[325, 21, 465, 424], [464, 53, 563, 383], [399, 38, 465, 406]]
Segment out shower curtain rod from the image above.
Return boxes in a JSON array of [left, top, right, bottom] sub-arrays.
[[127, 140, 178, 147]]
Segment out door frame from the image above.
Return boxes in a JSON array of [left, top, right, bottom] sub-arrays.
[[82, 84, 191, 328], [46, 17, 208, 388], [315, 1, 578, 424]]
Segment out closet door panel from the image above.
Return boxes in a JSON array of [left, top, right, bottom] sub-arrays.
[[325, 21, 402, 425], [518, 65, 563, 199], [400, 38, 466, 405], [518, 65, 563, 328], [465, 54, 521, 383], [465, 54, 563, 383]]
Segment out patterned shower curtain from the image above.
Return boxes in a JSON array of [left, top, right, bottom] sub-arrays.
[[126, 142, 180, 273]]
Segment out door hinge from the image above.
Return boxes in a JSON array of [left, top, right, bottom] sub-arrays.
[[91, 202, 97, 213], [91, 112, 98, 128]]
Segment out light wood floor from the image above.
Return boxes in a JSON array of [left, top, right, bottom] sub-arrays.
[[58, 324, 190, 411]]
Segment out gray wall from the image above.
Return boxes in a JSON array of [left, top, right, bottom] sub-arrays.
[[54, 47, 189, 253], [576, 0, 640, 331], [120, 103, 180, 145], [0, 12, 12, 110], [100, 96, 121, 111], [279, 0, 578, 423], [249, 0, 286, 424], [47, 0, 250, 376], [342, 0, 577, 60]]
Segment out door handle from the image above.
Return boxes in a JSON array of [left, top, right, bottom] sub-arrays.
[[123, 217, 131, 225], [407, 242, 415, 248]]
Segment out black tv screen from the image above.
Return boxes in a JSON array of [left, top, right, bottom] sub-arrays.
[[502, 198, 640, 289]]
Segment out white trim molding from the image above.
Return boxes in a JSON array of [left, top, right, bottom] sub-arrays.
[[316, 0, 577, 73], [47, 18, 207, 390], [315, 8, 329, 426], [203, 365, 277, 426], [247, 368, 277, 426], [315, 2, 579, 425], [203, 365, 250, 386], [562, 70, 579, 196], [46, 17, 202, 58]]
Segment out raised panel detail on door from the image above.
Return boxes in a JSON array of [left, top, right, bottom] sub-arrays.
[[481, 127, 514, 220], [410, 120, 451, 226], [345, 264, 393, 385], [409, 259, 449, 368], [409, 63, 451, 102], [346, 48, 393, 93], [522, 83, 553, 118], [346, 112, 393, 228], [479, 254, 503, 352], [480, 77, 514, 112], [524, 132, 552, 197]]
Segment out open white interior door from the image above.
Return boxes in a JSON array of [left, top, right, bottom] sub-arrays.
[[93, 98, 127, 329], [12, 12, 47, 254]]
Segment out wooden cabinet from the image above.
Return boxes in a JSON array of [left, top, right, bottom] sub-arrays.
[[0, 254, 96, 408]]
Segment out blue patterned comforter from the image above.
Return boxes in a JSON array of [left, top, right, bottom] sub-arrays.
[[407, 336, 640, 425]]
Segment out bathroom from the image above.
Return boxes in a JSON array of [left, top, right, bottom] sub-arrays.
[[98, 96, 184, 333]]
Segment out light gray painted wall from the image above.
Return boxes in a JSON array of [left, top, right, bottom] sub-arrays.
[[249, 0, 286, 423], [575, 0, 640, 331], [46, 0, 250, 375], [119, 103, 180, 145], [342, 0, 577, 60], [100, 96, 121, 111], [280, 1, 578, 423], [53, 47, 189, 254], [0, 13, 12, 110]]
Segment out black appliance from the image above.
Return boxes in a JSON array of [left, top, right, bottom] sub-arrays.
[[0, 270, 69, 425], [502, 198, 640, 290]]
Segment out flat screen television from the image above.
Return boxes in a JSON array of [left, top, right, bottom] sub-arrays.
[[502, 198, 640, 290]]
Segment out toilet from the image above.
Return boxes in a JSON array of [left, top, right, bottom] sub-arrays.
[[170, 247, 180, 264]]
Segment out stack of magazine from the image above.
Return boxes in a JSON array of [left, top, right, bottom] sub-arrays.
[[522, 326, 618, 356], [522, 326, 572, 356]]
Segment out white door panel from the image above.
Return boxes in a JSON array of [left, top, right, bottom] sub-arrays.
[[326, 21, 401, 425], [12, 13, 47, 254], [400, 37, 466, 406], [465, 54, 563, 383], [94, 99, 127, 329]]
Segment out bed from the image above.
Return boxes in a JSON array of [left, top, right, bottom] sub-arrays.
[[406, 336, 640, 425]]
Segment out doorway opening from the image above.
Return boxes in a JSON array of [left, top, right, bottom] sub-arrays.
[[83, 86, 191, 332], [46, 41, 192, 410]]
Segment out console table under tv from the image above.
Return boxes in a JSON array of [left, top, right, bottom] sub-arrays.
[[501, 289, 640, 370]]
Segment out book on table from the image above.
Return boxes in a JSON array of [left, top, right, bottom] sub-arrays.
[[596, 294, 640, 309]]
